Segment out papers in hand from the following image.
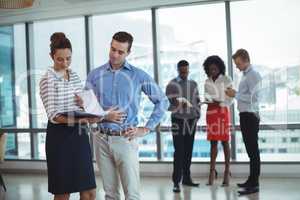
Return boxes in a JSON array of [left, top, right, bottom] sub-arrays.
[[177, 97, 193, 107], [76, 89, 108, 117], [198, 101, 212, 106], [59, 89, 107, 119]]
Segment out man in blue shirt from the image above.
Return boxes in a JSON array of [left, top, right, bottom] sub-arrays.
[[86, 32, 169, 200], [226, 49, 262, 195]]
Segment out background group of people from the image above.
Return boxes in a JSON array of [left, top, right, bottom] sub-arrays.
[[167, 50, 262, 196], [40, 31, 262, 200]]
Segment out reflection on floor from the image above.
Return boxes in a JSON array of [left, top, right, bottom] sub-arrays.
[[1, 174, 300, 200]]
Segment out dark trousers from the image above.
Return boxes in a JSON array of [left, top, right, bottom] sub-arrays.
[[240, 112, 261, 184], [171, 117, 198, 184]]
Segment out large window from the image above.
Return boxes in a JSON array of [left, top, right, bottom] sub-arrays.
[[157, 3, 228, 160], [31, 18, 87, 159], [231, 0, 300, 161], [32, 17, 87, 129], [1, 0, 300, 162], [0, 24, 30, 159], [91, 11, 156, 160], [0, 26, 16, 128]]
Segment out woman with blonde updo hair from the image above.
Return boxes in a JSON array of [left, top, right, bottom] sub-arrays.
[[40, 32, 123, 200]]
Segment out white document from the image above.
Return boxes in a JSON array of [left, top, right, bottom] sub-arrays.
[[177, 97, 193, 107], [77, 89, 108, 117]]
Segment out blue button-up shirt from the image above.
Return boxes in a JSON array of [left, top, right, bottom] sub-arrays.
[[85, 61, 169, 131], [236, 65, 262, 113]]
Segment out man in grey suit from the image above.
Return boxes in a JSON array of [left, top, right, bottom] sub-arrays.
[[166, 60, 201, 193]]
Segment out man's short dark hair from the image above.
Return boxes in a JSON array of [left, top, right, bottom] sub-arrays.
[[232, 48, 250, 62], [177, 60, 189, 69], [112, 31, 134, 52]]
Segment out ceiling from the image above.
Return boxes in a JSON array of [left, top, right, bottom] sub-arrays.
[[0, 0, 221, 25]]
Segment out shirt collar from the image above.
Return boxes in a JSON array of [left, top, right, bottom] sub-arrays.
[[176, 76, 188, 82], [209, 74, 224, 82], [243, 64, 252, 75], [106, 60, 132, 71], [48, 67, 71, 80]]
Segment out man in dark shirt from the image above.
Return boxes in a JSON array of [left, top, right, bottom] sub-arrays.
[[166, 60, 201, 193]]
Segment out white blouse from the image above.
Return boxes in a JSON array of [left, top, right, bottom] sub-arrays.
[[39, 67, 83, 123], [204, 74, 233, 107]]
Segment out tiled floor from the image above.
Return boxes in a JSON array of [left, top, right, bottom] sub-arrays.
[[1, 174, 300, 200]]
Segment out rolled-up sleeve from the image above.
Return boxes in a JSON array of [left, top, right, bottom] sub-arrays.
[[141, 73, 169, 130], [39, 76, 59, 123]]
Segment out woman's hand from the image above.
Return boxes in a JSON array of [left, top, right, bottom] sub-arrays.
[[75, 94, 84, 108], [104, 107, 126, 124], [225, 88, 236, 98], [207, 100, 220, 107]]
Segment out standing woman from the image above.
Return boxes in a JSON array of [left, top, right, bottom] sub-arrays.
[[40, 32, 122, 200], [203, 55, 233, 186]]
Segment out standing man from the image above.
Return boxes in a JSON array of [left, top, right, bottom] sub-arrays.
[[86, 32, 169, 200], [226, 49, 262, 195], [166, 60, 201, 193]]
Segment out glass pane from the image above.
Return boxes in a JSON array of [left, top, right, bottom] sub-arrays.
[[37, 132, 46, 159], [32, 17, 87, 128], [91, 10, 154, 76], [231, 0, 300, 125], [157, 3, 227, 127], [162, 131, 228, 161], [157, 3, 228, 160], [236, 129, 300, 162], [0, 26, 16, 127], [5, 133, 31, 159], [14, 24, 29, 128], [0, 24, 29, 129], [139, 131, 157, 161], [91, 11, 157, 160]]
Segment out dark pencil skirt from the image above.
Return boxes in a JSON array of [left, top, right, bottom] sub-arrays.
[[46, 121, 96, 194]]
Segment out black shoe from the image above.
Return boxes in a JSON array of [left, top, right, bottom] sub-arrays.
[[173, 184, 181, 193], [237, 181, 259, 188], [182, 177, 200, 187], [238, 186, 259, 195], [237, 179, 250, 188], [182, 181, 200, 187]]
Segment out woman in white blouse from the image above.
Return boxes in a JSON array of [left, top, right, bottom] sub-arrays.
[[40, 32, 123, 200], [203, 55, 233, 186]]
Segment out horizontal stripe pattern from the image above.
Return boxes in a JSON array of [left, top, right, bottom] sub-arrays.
[[39, 67, 83, 123]]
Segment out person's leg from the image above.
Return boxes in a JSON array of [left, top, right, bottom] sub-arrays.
[[245, 113, 260, 185], [94, 135, 121, 200], [53, 194, 70, 200], [80, 189, 96, 200], [239, 113, 260, 186], [113, 137, 140, 200], [221, 141, 231, 186], [207, 141, 218, 185], [239, 113, 251, 184], [182, 118, 197, 183], [171, 117, 185, 185]]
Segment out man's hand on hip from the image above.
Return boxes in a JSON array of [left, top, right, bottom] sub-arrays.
[[123, 127, 150, 140]]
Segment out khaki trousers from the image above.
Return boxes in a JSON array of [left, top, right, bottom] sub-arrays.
[[94, 133, 140, 200]]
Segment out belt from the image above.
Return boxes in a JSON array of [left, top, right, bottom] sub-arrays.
[[98, 128, 126, 136]]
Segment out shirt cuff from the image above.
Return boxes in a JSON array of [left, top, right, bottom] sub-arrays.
[[145, 121, 156, 131], [235, 92, 240, 100]]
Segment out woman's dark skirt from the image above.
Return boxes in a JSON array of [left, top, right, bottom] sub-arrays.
[[46, 121, 96, 194]]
